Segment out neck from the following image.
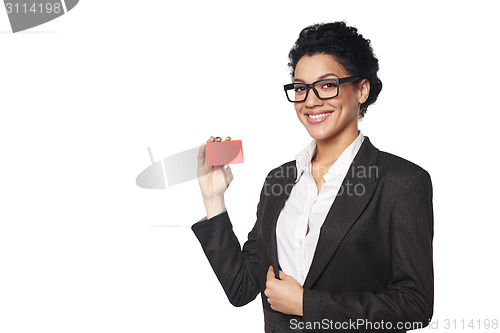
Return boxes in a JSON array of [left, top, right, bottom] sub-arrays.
[[312, 126, 359, 167]]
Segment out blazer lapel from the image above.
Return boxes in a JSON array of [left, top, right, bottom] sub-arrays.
[[303, 136, 379, 289], [261, 161, 297, 279]]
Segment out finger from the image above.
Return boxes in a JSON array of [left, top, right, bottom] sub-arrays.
[[199, 137, 218, 170], [222, 168, 229, 188], [223, 162, 233, 182], [225, 136, 231, 141], [278, 270, 286, 280], [215, 136, 222, 141], [198, 143, 206, 169], [267, 267, 275, 280], [206, 136, 217, 171], [199, 136, 215, 168]]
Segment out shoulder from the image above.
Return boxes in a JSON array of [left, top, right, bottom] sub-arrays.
[[376, 150, 432, 192], [265, 160, 297, 181], [377, 150, 429, 176], [354, 136, 431, 186]]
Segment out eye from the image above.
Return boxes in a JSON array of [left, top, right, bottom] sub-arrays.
[[321, 81, 338, 90], [294, 85, 307, 94]]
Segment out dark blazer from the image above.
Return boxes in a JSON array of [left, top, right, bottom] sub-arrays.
[[192, 136, 434, 332]]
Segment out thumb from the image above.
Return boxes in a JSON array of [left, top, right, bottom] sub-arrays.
[[223, 164, 233, 182], [267, 266, 275, 280]]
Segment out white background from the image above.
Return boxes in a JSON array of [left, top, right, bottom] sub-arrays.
[[1, 1, 499, 332]]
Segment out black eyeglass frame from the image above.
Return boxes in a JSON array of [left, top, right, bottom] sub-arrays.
[[283, 76, 362, 103]]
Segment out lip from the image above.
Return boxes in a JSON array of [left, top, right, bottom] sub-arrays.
[[304, 110, 334, 124]]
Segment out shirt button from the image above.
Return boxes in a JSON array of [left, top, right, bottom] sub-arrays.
[[299, 241, 302, 246]]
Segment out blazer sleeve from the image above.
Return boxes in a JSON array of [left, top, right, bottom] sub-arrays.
[[191, 197, 263, 307], [302, 169, 434, 330], [194, 208, 227, 223]]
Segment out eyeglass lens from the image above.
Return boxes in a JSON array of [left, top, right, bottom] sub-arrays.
[[286, 79, 339, 102]]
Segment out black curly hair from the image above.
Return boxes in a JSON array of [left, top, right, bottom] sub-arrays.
[[288, 21, 382, 118]]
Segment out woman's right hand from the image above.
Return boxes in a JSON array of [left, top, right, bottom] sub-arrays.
[[197, 136, 234, 213]]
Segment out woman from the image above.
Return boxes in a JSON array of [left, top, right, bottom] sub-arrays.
[[193, 21, 433, 333]]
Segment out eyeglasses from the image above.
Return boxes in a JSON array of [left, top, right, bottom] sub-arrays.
[[283, 76, 361, 103]]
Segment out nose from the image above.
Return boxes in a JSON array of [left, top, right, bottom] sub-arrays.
[[304, 87, 323, 108]]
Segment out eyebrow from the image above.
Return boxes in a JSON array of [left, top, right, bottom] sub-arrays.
[[293, 73, 339, 83]]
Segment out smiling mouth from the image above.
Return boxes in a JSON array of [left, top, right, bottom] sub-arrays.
[[307, 112, 333, 119]]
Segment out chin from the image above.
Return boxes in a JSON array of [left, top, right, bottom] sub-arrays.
[[306, 128, 338, 141]]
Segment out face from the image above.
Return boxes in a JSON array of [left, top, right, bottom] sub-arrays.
[[293, 53, 369, 143]]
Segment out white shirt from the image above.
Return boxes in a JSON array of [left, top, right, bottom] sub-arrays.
[[275, 131, 365, 286]]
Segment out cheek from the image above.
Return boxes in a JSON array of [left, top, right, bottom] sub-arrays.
[[327, 92, 358, 112], [324, 99, 343, 111]]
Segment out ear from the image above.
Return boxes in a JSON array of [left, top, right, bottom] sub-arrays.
[[358, 79, 370, 105]]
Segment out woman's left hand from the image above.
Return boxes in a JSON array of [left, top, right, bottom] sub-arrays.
[[264, 266, 304, 316]]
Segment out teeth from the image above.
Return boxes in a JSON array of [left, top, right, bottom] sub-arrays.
[[308, 112, 332, 119]]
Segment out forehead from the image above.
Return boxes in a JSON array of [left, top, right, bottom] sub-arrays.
[[294, 53, 348, 80]]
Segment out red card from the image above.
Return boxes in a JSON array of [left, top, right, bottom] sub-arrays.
[[205, 140, 244, 166]]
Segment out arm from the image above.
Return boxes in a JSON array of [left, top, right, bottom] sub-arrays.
[[302, 170, 434, 330], [193, 135, 266, 307], [191, 198, 263, 307]]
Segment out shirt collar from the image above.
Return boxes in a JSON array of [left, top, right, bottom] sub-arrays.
[[294, 131, 365, 183]]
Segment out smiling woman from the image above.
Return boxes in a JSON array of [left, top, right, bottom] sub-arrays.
[[192, 21, 434, 333]]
